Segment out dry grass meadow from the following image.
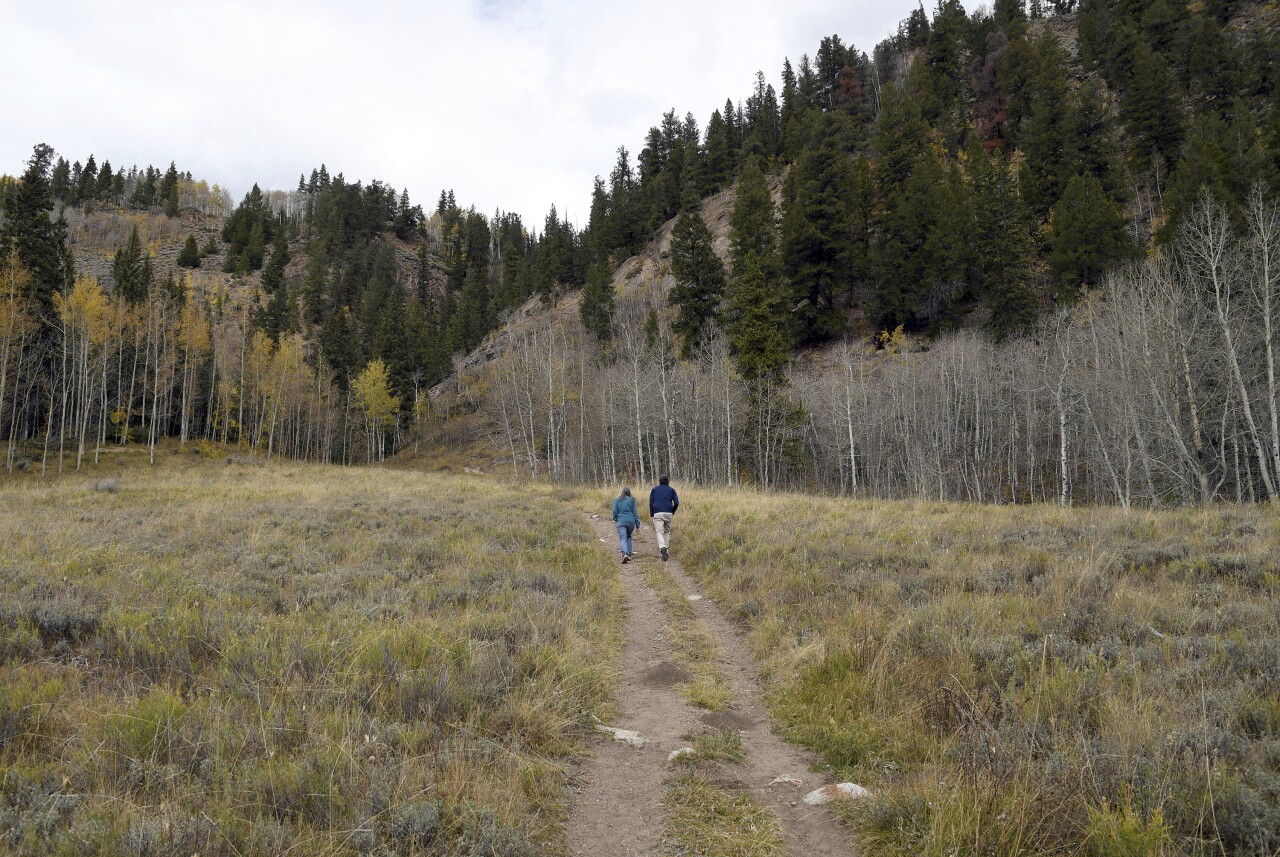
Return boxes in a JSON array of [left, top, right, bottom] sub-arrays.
[[0, 451, 621, 856], [667, 488, 1280, 857], [4, 450, 1279, 856]]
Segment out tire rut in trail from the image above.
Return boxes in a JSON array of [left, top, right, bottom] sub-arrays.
[[566, 513, 855, 857]]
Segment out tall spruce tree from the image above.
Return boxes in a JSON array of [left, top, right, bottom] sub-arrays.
[[177, 235, 201, 268], [969, 146, 1038, 337], [729, 156, 777, 271], [1018, 33, 1075, 216], [781, 114, 855, 344], [579, 261, 615, 344], [1047, 173, 1134, 292], [727, 251, 790, 383], [112, 225, 152, 304], [668, 210, 727, 356], [1121, 43, 1185, 170], [1, 143, 74, 315]]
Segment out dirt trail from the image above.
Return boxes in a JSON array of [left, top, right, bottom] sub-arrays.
[[566, 514, 853, 857]]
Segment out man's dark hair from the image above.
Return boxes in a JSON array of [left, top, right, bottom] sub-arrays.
[[659, 475, 669, 484]]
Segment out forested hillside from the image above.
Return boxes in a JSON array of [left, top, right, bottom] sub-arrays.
[[438, 0, 1280, 506], [3, 0, 1280, 502]]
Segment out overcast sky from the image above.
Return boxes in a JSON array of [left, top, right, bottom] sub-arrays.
[[3, 0, 981, 229]]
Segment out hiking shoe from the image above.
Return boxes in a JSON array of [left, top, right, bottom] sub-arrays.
[[660, 547, 668, 561], [621, 554, 630, 564]]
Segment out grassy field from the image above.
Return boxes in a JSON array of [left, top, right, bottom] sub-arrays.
[[0, 451, 621, 856], [670, 489, 1280, 857]]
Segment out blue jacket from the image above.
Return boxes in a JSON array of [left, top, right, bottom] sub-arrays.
[[612, 495, 639, 527], [649, 483, 679, 516]]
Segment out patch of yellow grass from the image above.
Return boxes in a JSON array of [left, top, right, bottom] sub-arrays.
[[0, 455, 624, 856], [670, 487, 1280, 856]]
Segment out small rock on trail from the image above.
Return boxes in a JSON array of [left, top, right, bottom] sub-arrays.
[[594, 724, 651, 748], [803, 783, 872, 806]]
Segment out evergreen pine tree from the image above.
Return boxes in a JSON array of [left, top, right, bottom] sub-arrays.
[[1018, 33, 1075, 216], [159, 162, 179, 209], [165, 181, 180, 217], [668, 210, 727, 356], [1066, 78, 1125, 198], [1121, 43, 1185, 170], [579, 261, 615, 343], [727, 251, 790, 383], [112, 225, 151, 304], [320, 308, 362, 388], [781, 113, 855, 344], [261, 229, 290, 293], [177, 234, 201, 268], [1184, 14, 1239, 115], [729, 155, 777, 271], [95, 159, 114, 203], [50, 157, 71, 200], [968, 147, 1038, 338], [77, 155, 98, 204], [1157, 114, 1238, 243], [257, 282, 297, 342], [247, 219, 267, 271], [1, 144, 74, 314], [702, 110, 733, 193], [1047, 173, 1134, 292], [874, 148, 970, 330]]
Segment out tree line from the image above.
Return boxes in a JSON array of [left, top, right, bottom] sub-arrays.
[[477, 187, 1280, 506], [577, 0, 1279, 357]]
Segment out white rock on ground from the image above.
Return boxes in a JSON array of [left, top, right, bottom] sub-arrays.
[[594, 724, 651, 748], [687, 594, 703, 601], [768, 775, 803, 787], [668, 747, 696, 762], [802, 783, 872, 806]]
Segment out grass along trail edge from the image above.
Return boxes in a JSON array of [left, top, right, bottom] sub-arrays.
[[570, 506, 853, 857]]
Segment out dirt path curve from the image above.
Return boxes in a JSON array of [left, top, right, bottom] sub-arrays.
[[566, 513, 853, 857]]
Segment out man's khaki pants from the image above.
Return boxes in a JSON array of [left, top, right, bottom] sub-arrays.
[[652, 513, 674, 550]]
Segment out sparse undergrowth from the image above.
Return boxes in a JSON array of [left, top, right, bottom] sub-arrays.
[[661, 773, 787, 857], [639, 556, 733, 711], [662, 728, 783, 857], [0, 455, 622, 856], [671, 489, 1280, 857]]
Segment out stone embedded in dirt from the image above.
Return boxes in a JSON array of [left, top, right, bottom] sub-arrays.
[[668, 747, 696, 762], [768, 775, 803, 787], [594, 724, 650, 748], [687, 594, 703, 601], [803, 783, 872, 806], [590, 514, 600, 519]]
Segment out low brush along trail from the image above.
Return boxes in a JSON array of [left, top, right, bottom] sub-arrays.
[[567, 512, 852, 857]]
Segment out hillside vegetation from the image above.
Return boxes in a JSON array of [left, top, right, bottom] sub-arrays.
[[0, 455, 620, 856], [425, 0, 1280, 506]]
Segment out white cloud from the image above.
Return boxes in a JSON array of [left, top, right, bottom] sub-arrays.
[[2, 0, 980, 230]]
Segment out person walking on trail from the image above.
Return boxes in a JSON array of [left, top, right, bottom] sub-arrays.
[[649, 476, 679, 561], [612, 486, 640, 563]]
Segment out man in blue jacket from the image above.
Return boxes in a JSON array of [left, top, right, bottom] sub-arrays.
[[648, 476, 679, 561]]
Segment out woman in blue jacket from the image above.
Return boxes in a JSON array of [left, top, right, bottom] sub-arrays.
[[611, 486, 640, 563]]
